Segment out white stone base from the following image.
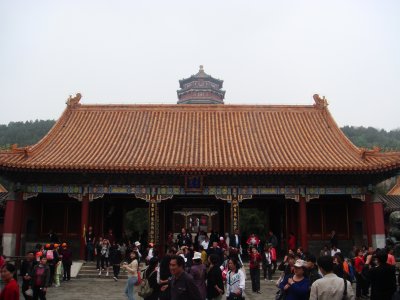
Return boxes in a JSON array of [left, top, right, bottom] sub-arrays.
[[71, 261, 83, 278], [2, 233, 16, 257], [371, 234, 385, 249]]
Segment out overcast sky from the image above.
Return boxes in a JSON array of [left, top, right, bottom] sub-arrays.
[[0, 0, 399, 130]]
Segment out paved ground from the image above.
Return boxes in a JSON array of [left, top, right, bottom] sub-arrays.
[[46, 271, 279, 300]]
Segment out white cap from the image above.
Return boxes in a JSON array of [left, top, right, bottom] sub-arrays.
[[134, 241, 141, 247], [193, 252, 202, 260], [294, 259, 305, 268]]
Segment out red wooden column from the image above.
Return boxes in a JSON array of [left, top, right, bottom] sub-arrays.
[[368, 194, 385, 248], [298, 196, 308, 250], [80, 194, 89, 260], [363, 194, 372, 246], [3, 191, 23, 256]]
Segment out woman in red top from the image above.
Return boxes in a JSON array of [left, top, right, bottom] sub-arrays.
[[354, 249, 365, 299], [249, 246, 262, 294], [0, 263, 20, 300]]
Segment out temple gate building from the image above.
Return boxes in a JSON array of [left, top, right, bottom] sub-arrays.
[[0, 66, 399, 258]]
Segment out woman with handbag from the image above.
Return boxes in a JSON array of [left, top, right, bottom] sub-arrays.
[[207, 254, 224, 300], [122, 251, 139, 300], [142, 257, 159, 300], [226, 257, 245, 300]]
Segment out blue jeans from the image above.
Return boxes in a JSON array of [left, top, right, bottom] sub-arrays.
[[125, 276, 138, 300]]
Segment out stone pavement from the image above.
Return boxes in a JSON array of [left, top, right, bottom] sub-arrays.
[[46, 269, 280, 300]]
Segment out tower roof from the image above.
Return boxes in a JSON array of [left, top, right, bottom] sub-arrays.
[[177, 66, 225, 104]]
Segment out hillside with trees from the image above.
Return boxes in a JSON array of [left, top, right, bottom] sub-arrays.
[[0, 120, 399, 151]]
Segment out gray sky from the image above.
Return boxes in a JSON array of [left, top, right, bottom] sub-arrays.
[[0, 0, 399, 130]]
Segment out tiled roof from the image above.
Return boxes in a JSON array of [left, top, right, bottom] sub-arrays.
[[388, 178, 400, 195], [0, 101, 399, 174], [0, 184, 8, 202], [377, 195, 400, 213]]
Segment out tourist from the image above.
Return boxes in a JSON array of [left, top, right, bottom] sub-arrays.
[[0, 263, 19, 300], [218, 237, 228, 251], [331, 245, 341, 257], [354, 248, 366, 299], [109, 241, 122, 281], [348, 246, 357, 260], [310, 255, 354, 300], [224, 233, 230, 248], [387, 247, 396, 265], [305, 254, 321, 285], [207, 241, 223, 265], [99, 239, 110, 276], [160, 254, 202, 300], [95, 237, 103, 270], [296, 247, 306, 260], [209, 230, 219, 244], [189, 251, 207, 299], [199, 245, 207, 264], [333, 253, 347, 279], [146, 243, 154, 263], [105, 228, 115, 245], [270, 243, 277, 274], [248, 246, 262, 294], [267, 230, 278, 248], [53, 244, 62, 287], [133, 241, 142, 261], [43, 244, 57, 286], [320, 244, 330, 257], [60, 243, 72, 281], [158, 248, 175, 300], [262, 244, 272, 281], [229, 228, 241, 250], [330, 230, 338, 248], [288, 232, 296, 252], [30, 256, 50, 300], [143, 257, 159, 300], [279, 259, 310, 300], [177, 228, 192, 248], [278, 254, 295, 278], [122, 251, 139, 300], [226, 257, 245, 300], [20, 251, 37, 299], [364, 249, 396, 300], [201, 235, 210, 250], [246, 233, 260, 248], [85, 225, 96, 262], [48, 230, 59, 243], [206, 254, 224, 300]]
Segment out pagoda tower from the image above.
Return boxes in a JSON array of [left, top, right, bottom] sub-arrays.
[[177, 65, 225, 104]]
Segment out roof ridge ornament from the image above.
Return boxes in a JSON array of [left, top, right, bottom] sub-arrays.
[[313, 94, 328, 109], [360, 146, 381, 159], [66, 93, 82, 108]]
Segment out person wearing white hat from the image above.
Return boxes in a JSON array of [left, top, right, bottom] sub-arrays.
[[189, 252, 207, 299], [134, 241, 142, 260], [278, 259, 311, 300]]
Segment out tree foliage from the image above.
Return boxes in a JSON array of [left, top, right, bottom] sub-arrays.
[[0, 120, 56, 149], [341, 126, 400, 151]]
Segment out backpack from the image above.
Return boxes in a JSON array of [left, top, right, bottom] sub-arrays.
[[46, 250, 54, 260], [138, 269, 156, 298]]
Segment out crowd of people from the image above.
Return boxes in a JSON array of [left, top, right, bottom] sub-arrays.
[[1, 227, 400, 300], [0, 241, 73, 300]]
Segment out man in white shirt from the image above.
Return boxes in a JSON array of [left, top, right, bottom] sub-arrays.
[[331, 245, 341, 256], [310, 255, 355, 300], [201, 235, 210, 250]]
